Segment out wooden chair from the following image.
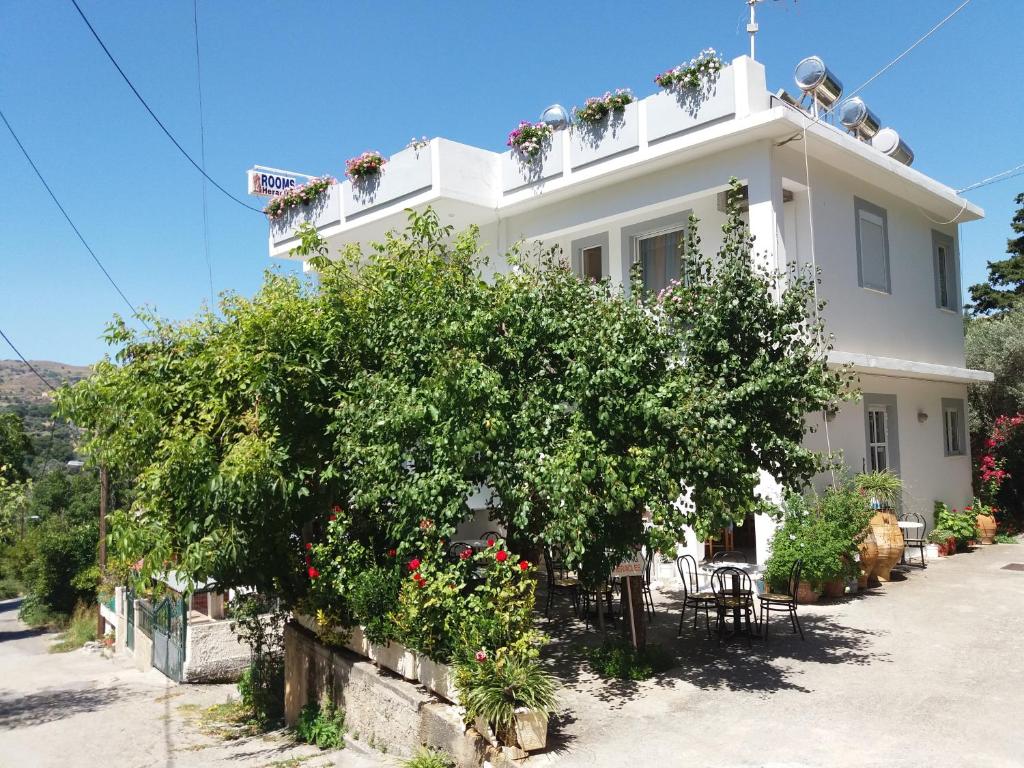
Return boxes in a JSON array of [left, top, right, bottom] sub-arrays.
[[676, 554, 716, 638], [711, 550, 747, 563], [758, 559, 805, 641], [543, 546, 580, 618]]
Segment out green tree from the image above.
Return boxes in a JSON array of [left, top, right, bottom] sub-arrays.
[[965, 310, 1024, 435], [968, 192, 1024, 315], [0, 412, 33, 482]]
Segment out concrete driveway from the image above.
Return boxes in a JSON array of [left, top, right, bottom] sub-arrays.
[[0, 598, 385, 768], [539, 542, 1024, 768]]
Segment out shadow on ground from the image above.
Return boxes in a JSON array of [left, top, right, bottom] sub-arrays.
[[0, 685, 144, 730], [538, 583, 887, 709]]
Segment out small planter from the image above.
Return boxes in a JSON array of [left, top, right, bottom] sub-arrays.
[[396, 645, 420, 681], [343, 626, 369, 658], [418, 656, 460, 704], [976, 514, 997, 545], [926, 543, 941, 560], [512, 708, 549, 752], [796, 580, 820, 604], [369, 640, 410, 676]]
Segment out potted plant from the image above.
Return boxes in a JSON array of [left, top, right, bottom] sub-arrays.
[[654, 48, 723, 90], [573, 89, 634, 126], [345, 151, 386, 180], [927, 528, 954, 557], [969, 499, 998, 545], [457, 653, 556, 753], [507, 121, 553, 160], [936, 503, 977, 551], [263, 175, 335, 220], [856, 471, 905, 582]]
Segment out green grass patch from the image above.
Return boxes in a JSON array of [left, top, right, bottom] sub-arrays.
[[585, 638, 674, 681], [403, 747, 455, 768], [49, 603, 97, 653]]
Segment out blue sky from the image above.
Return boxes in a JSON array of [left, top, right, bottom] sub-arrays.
[[2, 0, 1022, 365]]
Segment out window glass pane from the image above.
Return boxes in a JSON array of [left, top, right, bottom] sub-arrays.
[[639, 229, 683, 294], [937, 246, 949, 307], [859, 211, 887, 290], [582, 246, 602, 281]]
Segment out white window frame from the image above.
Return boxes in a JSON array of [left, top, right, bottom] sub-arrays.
[[933, 230, 959, 312], [581, 245, 603, 281], [855, 197, 891, 294], [632, 224, 688, 294], [867, 406, 889, 472], [942, 397, 967, 456]]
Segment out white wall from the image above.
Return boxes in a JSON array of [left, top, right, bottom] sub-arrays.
[[776, 147, 965, 368], [803, 374, 973, 528]]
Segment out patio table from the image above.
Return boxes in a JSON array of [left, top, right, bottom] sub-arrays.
[[897, 521, 924, 532], [702, 563, 763, 638]]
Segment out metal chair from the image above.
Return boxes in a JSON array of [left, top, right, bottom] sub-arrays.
[[676, 554, 716, 638], [580, 573, 616, 629], [711, 550, 748, 563], [447, 541, 474, 562], [641, 547, 656, 619], [480, 530, 503, 547], [543, 546, 580, 618], [899, 512, 927, 568], [711, 566, 757, 646], [758, 559, 805, 641]]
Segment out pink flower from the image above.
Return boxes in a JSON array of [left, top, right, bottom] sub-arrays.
[[475, 649, 488, 662]]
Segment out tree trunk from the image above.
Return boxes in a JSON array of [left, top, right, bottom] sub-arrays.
[[621, 575, 646, 649]]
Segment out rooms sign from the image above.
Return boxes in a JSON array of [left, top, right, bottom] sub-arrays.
[[247, 169, 300, 197]]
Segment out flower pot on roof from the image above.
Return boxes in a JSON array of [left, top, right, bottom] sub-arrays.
[[654, 49, 723, 92], [507, 121, 554, 162], [263, 175, 336, 220], [345, 151, 387, 182], [573, 89, 634, 128]]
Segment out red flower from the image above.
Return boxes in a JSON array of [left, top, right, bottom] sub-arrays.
[[408, 558, 421, 571], [328, 514, 337, 522], [332, 504, 342, 514], [388, 548, 397, 558], [487, 538, 495, 547], [308, 566, 320, 579], [519, 560, 530, 571], [495, 550, 508, 563], [459, 548, 473, 561], [305, 554, 311, 566], [305, 542, 313, 551]]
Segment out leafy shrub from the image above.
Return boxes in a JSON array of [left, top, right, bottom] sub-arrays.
[[995, 532, 1020, 544], [585, 639, 673, 681], [403, 747, 455, 768], [350, 566, 400, 646], [229, 593, 286, 727], [17, 518, 97, 622], [764, 485, 871, 590], [456, 654, 556, 740], [295, 697, 345, 750], [928, 528, 955, 544], [936, 504, 977, 546], [0, 576, 21, 599]]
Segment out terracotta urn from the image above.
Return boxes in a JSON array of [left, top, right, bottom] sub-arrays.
[[796, 580, 820, 604], [857, 534, 878, 588], [869, 510, 905, 583], [823, 579, 845, 599], [976, 514, 997, 545]]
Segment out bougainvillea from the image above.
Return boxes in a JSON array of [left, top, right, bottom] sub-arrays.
[[977, 412, 1024, 501], [263, 175, 336, 220]]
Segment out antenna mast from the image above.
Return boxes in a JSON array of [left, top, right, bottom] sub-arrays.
[[747, 0, 763, 60]]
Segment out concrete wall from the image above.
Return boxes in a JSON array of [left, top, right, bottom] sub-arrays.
[[285, 622, 490, 767], [182, 619, 250, 683]]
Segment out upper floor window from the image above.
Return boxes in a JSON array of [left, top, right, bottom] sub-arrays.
[[570, 233, 608, 281], [933, 231, 959, 312], [942, 398, 966, 456], [637, 227, 685, 294], [854, 198, 891, 294]]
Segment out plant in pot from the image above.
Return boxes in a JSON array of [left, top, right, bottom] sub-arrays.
[[573, 88, 634, 126], [936, 504, 977, 550], [927, 528, 955, 557], [968, 499, 998, 545], [456, 652, 556, 755], [856, 471, 905, 582], [350, 565, 406, 672], [507, 121, 553, 160]]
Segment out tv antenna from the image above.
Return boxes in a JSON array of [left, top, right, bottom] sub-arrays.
[[747, 0, 763, 60]]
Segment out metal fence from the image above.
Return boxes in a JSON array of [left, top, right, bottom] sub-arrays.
[[136, 598, 154, 638]]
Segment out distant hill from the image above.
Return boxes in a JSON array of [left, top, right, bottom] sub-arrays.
[[0, 359, 92, 407], [0, 360, 93, 470]]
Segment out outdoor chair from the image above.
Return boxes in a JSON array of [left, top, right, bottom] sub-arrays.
[[581, 575, 616, 629], [711, 550, 748, 563], [543, 546, 580, 618], [676, 554, 716, 638], [899, 512, 927, 568], [641, 547, 656, 619], [447, 541, 474, 562], [480, 530, 503, 547], [758, 559, 805, 641], [711, 566, 758, 646]]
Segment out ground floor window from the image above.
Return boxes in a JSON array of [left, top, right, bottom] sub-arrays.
[[863, 394, 900, 474], [942, 397, 967, 456]]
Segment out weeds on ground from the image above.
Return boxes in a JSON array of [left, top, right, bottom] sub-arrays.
[[295, 697, 346, 750], [994, 532, 1020, 544], [49, 602, 97, 652], [585, 638, 674, 681], [403, 746, 456, 768], [182, 699, 264, 741]]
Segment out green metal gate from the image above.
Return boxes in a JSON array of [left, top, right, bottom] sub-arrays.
[[152, 596, 187, 682], [125, 587, 135, 650]]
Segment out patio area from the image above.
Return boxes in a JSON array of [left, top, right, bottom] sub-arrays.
[[534, 543, 1024, 768]]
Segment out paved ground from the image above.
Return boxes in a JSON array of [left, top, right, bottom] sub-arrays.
[[0, 599, 387, 768], [536, 543, 1024, 768]]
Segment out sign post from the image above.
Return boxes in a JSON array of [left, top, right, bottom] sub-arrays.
[[611, 556, 646, 650]]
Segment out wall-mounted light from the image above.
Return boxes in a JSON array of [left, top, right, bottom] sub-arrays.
[[917, 409, 929, 423]]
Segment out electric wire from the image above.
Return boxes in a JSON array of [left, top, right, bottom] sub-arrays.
[[193, 0, 215, 305], [0, 105, 147, 327], [0, 327, 58, 394], [957, 162, 1024, 194], [69, 0, 262, 215]]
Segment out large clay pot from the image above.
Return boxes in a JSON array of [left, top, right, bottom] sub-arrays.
[[858, 534, 879, 588], [823, 580, 845, 599], [870, 511, 905, 583], [976, 514, 997, 545], [796, 580, 820, 604]]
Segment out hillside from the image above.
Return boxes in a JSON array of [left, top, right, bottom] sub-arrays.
[[0, 359, 92, 407]]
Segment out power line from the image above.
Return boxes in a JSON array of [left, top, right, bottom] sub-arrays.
[[69, 0, 262, 215], [0, 105, 146, 325], [193, 0, 215, 304], [0, 327, 58, 394], [957, 162, 1024, 194]]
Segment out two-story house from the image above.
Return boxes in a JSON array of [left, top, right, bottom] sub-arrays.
[[264, 55, 992, 563]]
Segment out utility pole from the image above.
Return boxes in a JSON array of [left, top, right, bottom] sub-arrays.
[[97, 465, 109, 636], [747, 0, 763, 60]]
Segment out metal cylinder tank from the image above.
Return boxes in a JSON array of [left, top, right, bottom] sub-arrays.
[[872, 127, 914, 166], [794, 56, 843, 108], [838, 97, 881, 139]]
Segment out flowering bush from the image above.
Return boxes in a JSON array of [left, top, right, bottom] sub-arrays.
[[263, 176, 335, 220], [573, 89, 634, 125], [507, 121, 553, 160], [345, 151, 387, 180], [977, 413, 1023, 501], [654, 48, 723, 90]]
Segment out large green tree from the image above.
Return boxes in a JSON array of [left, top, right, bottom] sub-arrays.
[[58, 184, 845, 598], [0, 412, 32, 482], [968, 192, 1024, 315]]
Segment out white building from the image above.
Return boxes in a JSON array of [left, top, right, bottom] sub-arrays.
[[265, 56, 992, 563]]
